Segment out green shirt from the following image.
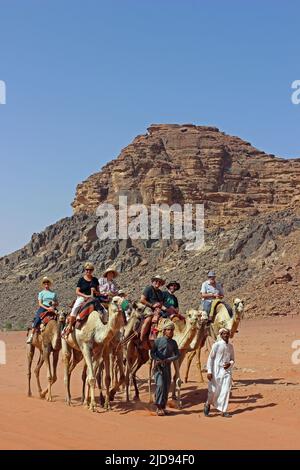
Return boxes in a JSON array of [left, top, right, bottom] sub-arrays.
[[162, 290, 178, 309]]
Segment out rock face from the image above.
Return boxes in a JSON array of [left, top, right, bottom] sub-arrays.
[[72, 124, 300, 225], [1, 124, 300, 328]]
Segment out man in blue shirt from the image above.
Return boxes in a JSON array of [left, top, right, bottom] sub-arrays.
[[201, 271, 224, 320], [151, 321, 180, 416]]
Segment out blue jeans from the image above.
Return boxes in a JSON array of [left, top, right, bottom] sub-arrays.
[[33, 307, 47, 328], [201, 300, 212, 315]]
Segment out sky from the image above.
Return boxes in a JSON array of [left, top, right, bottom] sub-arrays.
[[0, 0, 299, 256]]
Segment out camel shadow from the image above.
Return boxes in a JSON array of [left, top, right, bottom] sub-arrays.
[[234, 378, 283, 386], [230, 402, 277, 415], [230, 393, 263, 403]]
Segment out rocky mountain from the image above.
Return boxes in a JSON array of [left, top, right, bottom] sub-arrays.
[[1, 124, 299, 329]]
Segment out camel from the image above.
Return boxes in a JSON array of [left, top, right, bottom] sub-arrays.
[[81, 329, 126, 406], [184, 298, 245, 383], [148, 309, 207, 408], [123, 304, 207, 407], [27, 309, 67, 401], [62, 296, 126, 411], [123, 302, 153, 402]]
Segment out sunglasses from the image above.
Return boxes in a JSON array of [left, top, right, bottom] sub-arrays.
[[85, 269, 93, 272]]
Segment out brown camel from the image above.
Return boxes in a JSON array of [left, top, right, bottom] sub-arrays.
[[123, 304, 207, 406], [27, 310, 66, 401], [184, 298, 245, 383], [123, 302, 152, 402], [62, 296, 126, 411]]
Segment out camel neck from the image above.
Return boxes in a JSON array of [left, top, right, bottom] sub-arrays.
[[175, 323, 198, 350]]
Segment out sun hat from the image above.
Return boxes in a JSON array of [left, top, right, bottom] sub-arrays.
[[151, 275, 165, 285], [166, 281, 181, 291], [103, 266, 119, 278]]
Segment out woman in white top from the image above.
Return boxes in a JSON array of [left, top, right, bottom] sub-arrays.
[[98, 267, 119, 298]]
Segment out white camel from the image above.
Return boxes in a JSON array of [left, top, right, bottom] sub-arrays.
[[62, 296, 125, 411], [184, 298, 245, 383]]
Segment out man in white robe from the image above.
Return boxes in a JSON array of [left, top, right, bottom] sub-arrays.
[[204, 328, 235, 417]]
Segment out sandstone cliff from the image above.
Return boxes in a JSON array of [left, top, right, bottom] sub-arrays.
[[72, 124, 300, 225]]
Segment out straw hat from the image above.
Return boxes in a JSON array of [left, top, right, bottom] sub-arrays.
[[103, 266, 119, 278], [41, 276, 53, 287], [151, 274, 165, 285]]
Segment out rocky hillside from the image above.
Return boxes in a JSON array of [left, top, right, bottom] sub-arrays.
[[0, 124, 299, 329]]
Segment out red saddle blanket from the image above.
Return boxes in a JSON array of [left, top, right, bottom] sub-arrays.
[[39, 311, 57, 325]]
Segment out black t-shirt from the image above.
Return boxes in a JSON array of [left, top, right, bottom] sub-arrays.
[[143, 285, 164, 305], [77, 277, 99, 296]]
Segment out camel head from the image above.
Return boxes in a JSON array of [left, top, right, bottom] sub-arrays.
[[233, 298, 245, 316], [57, 309, 67, 324], [230, 298, 245, 338], [132, 302, 152, 319], [185, 309, 203, 330], [109, 296, 127, 326]]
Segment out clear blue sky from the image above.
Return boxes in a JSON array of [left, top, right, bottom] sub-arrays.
[[0, 0, 299, 256]]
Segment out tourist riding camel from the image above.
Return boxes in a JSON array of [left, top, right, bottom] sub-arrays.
[[140, 274, 165, 346], [201, 270, 227, 321], [98, 266, 119, 298], [65, 262, 100, 335], [27, 276, 59, 344], [162, 281, 184, 322]]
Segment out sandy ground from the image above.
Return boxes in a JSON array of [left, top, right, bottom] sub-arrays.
[[0, 316, 300, 450]]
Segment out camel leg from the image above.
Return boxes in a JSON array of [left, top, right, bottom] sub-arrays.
[[196, 347, 204, 383], [34, 352, 45, 397], [51, 350, 59, 387], [174, 360, 183, 409], [148, 358, 153, 404], [27, 344, 35, 397], [62, 340, 72, 405], [103, 354, 111, 411], [95, 361, 105, 407], [81, 344, 97, 412], [131, 357, 145, 401], [171, 358, 183, 409], [125, 363, 131, 402], [81, 364, 87, 405], [184, 350, 196, 383], [109, 351, 125, 402], [125, 342, 136, 402], [42, 348, 53, 401]]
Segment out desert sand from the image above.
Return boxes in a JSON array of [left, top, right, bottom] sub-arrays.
[[0, 316, 299, 450]]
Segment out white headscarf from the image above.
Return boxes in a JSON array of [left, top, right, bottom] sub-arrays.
[[219, 328, 230, 335]]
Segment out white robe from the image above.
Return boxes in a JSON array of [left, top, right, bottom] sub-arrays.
[[207, 339, 235, 412]]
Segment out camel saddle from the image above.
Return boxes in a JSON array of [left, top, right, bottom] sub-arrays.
[[74, 297, 107, 330], [209, 299, 233, 321], [39, 310, 57, 326]]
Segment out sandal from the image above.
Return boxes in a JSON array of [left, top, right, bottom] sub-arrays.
[[156, 407, 165, 416]]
